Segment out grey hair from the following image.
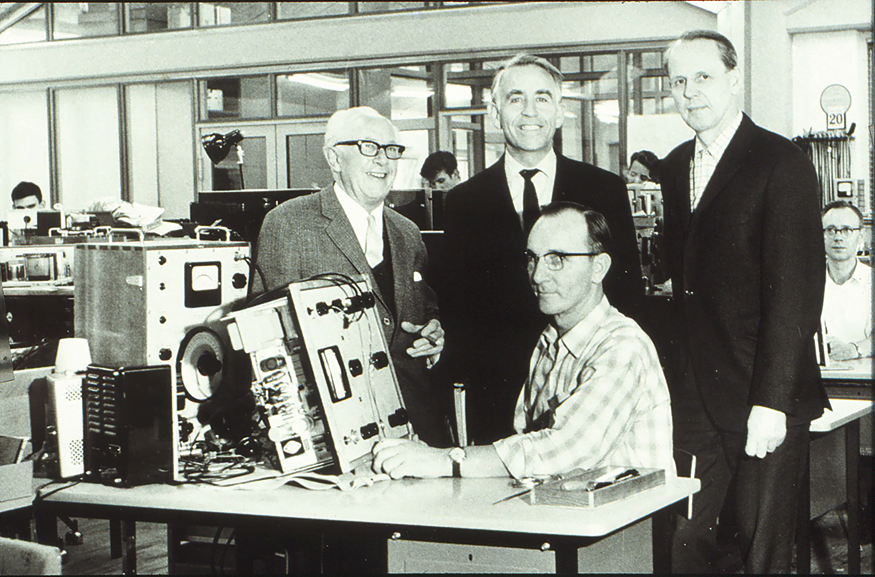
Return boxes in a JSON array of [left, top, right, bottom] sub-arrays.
[[490, 53, 564, 106], [323, 106, 398, 149]]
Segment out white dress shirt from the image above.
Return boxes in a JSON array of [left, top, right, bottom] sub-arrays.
[[690, 112, 743, 210], [822, 259, 872, 356], [504, 149, 557, 222], [333, 182, 383, 262]]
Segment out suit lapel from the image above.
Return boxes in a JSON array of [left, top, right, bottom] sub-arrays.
[[552, 154, 573, 201], [385, 213, 406, 318], [321, 186, 372, 277], [690, 114, 754, 224]]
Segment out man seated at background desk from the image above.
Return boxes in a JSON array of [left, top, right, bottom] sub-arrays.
[[821, 200, 871, 361], [372, 203, 674, 479], [11, 181, 44, 210], [251, 106, 448, 446]]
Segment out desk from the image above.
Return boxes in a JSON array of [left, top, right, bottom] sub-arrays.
[[797, 398, 873, 575], [34, 475, 698, 574]]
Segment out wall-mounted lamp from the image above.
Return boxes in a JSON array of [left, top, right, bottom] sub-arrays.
[[202, 130, 245, 189]]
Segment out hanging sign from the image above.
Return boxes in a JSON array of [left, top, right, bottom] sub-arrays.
[[820, 84, 851, 130]]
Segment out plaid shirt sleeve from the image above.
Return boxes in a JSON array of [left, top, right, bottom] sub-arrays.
[[493, 326, 658, 479]]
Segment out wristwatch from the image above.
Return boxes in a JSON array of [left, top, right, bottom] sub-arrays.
[[448, 447, 467, 478]]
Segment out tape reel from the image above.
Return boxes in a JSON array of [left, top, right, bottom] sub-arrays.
[[178, 328, 226, 402]]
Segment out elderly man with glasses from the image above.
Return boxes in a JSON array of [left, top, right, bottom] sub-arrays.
[[252, 106, 448, 446], [821, 200, 872, 361], [372, 202, 674, 481]]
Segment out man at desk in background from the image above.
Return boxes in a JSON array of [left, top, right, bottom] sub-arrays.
[[660, 30, 827, 573], [11, 181, 44, 210], [821, 200, 871, 361], [373, 204, 673, 480], [624, 150, 661, 185], [252, 106, 448, 446], [439, 53, 643, 445], [420, 151, 461, 191]]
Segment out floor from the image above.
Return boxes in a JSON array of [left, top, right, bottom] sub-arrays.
[[54, 508, 872, 575]]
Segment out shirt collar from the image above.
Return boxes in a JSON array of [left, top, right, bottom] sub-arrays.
[[504, 148, 557, 184], [538, 295, 611, 359], [333, 181, 383, 223], [694, 111, 743, 159]]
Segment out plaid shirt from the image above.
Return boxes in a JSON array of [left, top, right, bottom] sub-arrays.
[[690, 111, 743, 210], [493, 297, 675, 479]]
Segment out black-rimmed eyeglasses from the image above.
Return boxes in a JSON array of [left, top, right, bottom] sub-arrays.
[[524, 250, 601, 272], [334, 140, 405, 160], [823, 226, 861, 238]]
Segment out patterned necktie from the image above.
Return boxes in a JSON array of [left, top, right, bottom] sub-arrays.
[[365, 214, 382, 267], [520, 168, 541, 234]]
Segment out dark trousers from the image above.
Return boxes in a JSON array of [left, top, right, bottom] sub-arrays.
[[670, 392, 810, 574]]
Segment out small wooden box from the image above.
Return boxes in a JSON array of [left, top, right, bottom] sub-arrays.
[[531, 467, 665, 508]]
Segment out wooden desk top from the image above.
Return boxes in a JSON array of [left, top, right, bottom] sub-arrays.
[[37, 475, 698, 539], [811, 398, 874, 433]]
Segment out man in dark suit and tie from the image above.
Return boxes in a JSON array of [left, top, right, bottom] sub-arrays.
[[252, 106, 448, 447], [660, 30, 828, 573], [439, 53, 643, 444]]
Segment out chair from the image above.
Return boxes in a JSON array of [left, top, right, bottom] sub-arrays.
[[0, 537, 61, 575]]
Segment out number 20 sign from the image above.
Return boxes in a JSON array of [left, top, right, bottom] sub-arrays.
[[820, 84, 851, 131]]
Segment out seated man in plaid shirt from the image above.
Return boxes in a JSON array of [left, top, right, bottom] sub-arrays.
[[372, 202, 675, 480]]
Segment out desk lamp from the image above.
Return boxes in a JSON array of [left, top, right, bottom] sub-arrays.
[[202, 130, 245, 189]]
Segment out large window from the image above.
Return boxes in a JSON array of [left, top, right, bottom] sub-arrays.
[[52, 3, 119, 40]]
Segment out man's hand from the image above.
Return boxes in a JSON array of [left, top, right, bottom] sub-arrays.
[[827, 338, 859, 361], [744, 405, 787, 459], [371, 438, 450, 479], [401, 319, 444, 368]]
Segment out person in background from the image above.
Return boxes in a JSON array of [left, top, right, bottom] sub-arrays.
[[11, 181, 44, 210], [624, 150, 661, 185], [420, 151, 461, 191], [439, 53, 643, 445], [252, 106, 448, 447], [660, 30, 827, 573], [821, 200, 871, 361], [372, 204, 673, 480]]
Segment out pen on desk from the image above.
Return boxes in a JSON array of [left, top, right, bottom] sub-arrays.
[[492, 488, 532, 505]]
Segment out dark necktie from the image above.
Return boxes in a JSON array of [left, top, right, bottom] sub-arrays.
[[520, 168, 540, 235]]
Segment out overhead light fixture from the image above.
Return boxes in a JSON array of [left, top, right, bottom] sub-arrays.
[[287, 73, 349, 92]]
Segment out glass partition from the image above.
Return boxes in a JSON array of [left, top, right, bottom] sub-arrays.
[[0, 4, 47, 45], [198, 2, 270, 27], [201, 76, 271, 120], [125, 3, 193, 33], [52, 3, 119, 40], [277, 72, 350, 118]]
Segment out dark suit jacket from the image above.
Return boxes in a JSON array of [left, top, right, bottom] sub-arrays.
[[251, 186, 446, 445], [661, 114, 828, 431], [438, 153, 643, 443]]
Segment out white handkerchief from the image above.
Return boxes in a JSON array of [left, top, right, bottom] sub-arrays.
[[413, 271, 423, 282]]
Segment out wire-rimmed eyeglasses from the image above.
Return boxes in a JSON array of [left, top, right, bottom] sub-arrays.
[[334, 140, 405, 160], [823, 226, 861, 238], [524, 250, 601, 272]]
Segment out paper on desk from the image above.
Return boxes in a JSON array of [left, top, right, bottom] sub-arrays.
[[213, 464, 390, 492]]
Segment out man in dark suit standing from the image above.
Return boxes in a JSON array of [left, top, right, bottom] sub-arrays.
[[439, 53, 643, 445], [661, 30, 828, 573], [252, 106, 447, 447]]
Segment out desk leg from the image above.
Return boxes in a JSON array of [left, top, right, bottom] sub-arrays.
[[846, 419, 860, 575], [110, 518, 122, 559], [34, 508, 58, 548], [796, 445, 811, 575], [119, 519, 137, 575]]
